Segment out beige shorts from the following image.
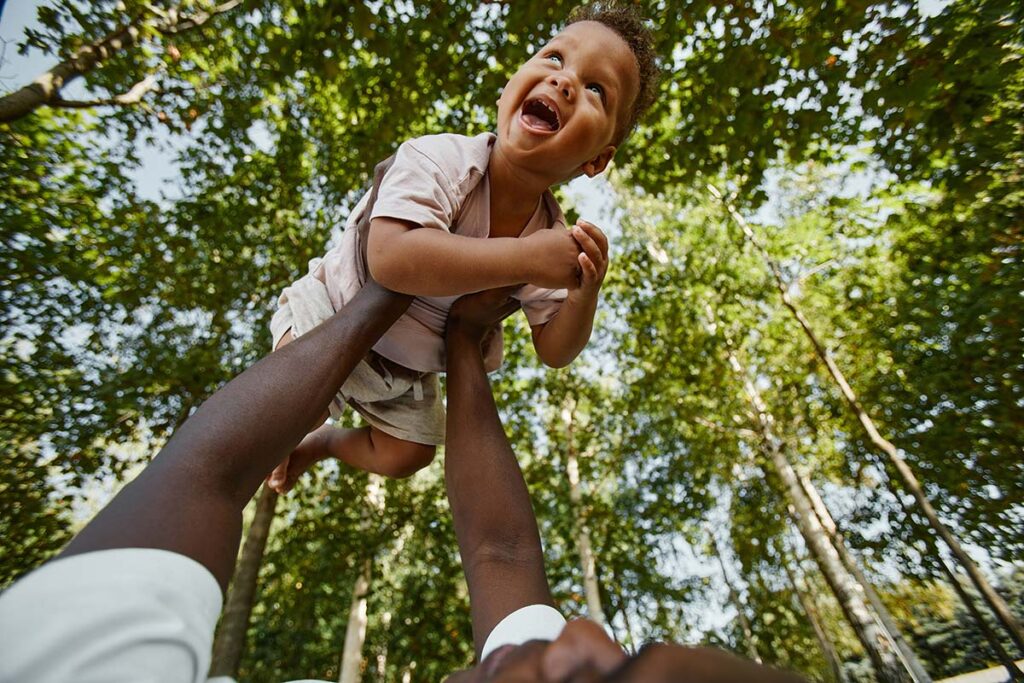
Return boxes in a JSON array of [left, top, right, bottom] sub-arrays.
[[270, 273, 445, 446]]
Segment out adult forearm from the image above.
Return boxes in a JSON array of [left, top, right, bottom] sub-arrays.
[[370, 229, 529, 297], [533, 295, 597, 368], [445, 329, 544, 554], [445, 326, 552, 650], [61, 282, 413, 590]]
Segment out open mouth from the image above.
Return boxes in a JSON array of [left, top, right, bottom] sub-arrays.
[[520, 97, 560, 132]]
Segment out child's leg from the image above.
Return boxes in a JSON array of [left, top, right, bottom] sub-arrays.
[[267, 425, 436, 491], [269, 330, 436, 490]]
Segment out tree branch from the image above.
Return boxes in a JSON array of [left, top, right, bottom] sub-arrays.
[[0, 0, 243, 124], [50, 70, 162, 110]]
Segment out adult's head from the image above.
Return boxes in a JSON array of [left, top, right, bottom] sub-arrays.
[[448, 618, 805, 682]]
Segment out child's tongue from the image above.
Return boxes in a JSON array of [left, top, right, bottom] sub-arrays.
[[522, 112, 552, 130]]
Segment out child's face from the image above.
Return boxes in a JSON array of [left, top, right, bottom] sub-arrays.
[[496, 20, 640, 182]]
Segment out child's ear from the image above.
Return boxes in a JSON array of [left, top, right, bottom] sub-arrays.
[[580, 145, 616, 177]]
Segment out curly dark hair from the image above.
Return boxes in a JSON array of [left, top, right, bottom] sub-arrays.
[[567, 2, 661, 144]]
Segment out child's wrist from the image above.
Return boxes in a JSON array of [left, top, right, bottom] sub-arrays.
[[511, 239, 536, 283], [567, 286, 599, 304]]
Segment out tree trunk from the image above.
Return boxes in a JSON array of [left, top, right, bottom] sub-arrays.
[[710, 185, 1024, 653], [918, 527, 1024, 681], [0, 0, 242, 123], [209, 484, 279, 678], [338, 558, 372, 683], [781, 547, 847, 683], [338, 475, 385, 683], [722, 345, 910, 682], [798, 471, 933, 682], [564, 403, 607, 626], [712, 537, 762, 664]]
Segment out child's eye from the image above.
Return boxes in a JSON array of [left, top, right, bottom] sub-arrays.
[[546, 53, 563, 64], [587, 83, 605, 100]]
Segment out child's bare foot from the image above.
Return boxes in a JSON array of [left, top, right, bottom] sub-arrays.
[[267, 424, 335, 493]]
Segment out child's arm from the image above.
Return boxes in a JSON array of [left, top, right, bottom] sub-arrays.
[[368, 217, 582, 297], [531, 221, 609, 368]]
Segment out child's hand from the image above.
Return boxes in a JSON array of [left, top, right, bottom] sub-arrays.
[[520, 228, 585, 290], [568, 220, 609, 301]]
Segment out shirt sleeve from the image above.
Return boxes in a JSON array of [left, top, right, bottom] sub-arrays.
[[370, 139, 459, 232], [516, 284, 568, 327], [480, 604, 567, 661], [0, 549, 223, 683]]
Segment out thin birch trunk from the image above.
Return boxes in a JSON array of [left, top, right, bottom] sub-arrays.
[[712, 537, 762, 663], [781, 548, 847, 683], [0, 0, 243, 123], [563, 402, 607, 626], [918, 527, 1024, 681], [798, 471, 933, 682], [705, 304, 909, 680], [338, 474, 386, 683], [338, 558, 372, 683], [721, 346, 910, 681], [710, 184, 1024, 653], [209, 484, 279, 678]]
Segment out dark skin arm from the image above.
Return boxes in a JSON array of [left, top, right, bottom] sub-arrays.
[[444, 287, 555, 659], [443, 294, 810, 683], [59, 282, 412, 591]]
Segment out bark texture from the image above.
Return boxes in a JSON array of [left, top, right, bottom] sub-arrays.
[[718, 336, 910, 682], [209, 484, 279, 678], [798, 471, 933, 682], [0, 0, 242, 123], [710, 184, 1024, 654], [564, 404, 607, 626]]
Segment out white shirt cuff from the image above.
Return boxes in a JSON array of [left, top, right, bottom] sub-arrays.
[[480, 604, 567, 661]]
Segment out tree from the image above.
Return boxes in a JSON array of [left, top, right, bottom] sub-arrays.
[[210, 485, 280, 679]]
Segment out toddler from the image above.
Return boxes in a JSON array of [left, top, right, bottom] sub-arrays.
[[267, 3, 659, 491]]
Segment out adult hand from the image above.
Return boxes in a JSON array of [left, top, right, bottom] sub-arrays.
[[446, 618, 807, 682], [447, 285, 523, 343]]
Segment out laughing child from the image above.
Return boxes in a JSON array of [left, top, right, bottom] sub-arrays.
[[266, 3, 659, 492]]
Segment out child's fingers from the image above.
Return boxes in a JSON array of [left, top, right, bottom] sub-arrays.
[[579, 252, 598, 282], [571, 225, 605, 269], [577, 220, 609, 258]]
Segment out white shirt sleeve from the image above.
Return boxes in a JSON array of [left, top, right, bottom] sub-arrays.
[[480, 604, 567, 661], [0, 549, 223, 683]]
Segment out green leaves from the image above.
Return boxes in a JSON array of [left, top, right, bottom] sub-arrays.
[[3, 0, 1021, 676]]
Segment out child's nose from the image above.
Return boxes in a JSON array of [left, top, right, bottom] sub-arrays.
[[547, 74, 574, 101]]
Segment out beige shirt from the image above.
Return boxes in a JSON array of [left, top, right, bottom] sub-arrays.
[[314, 132, 568, 373]]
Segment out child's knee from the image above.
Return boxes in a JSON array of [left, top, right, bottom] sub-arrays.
[[372, 433, 436, 479]]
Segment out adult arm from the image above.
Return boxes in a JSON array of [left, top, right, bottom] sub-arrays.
[[59, 281, 413, 591], [367, 217, 583, 296], [444, 288, 555, 658]]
